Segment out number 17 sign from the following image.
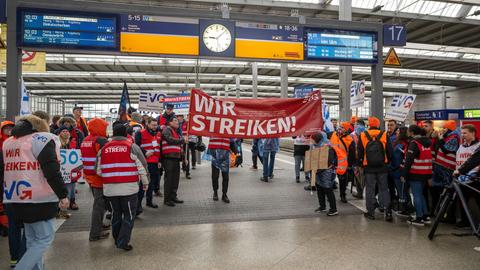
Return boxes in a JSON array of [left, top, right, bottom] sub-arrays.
[[383, 24, 406, 46]]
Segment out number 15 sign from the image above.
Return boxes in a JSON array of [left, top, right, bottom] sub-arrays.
[[383, 24, 406, 46]]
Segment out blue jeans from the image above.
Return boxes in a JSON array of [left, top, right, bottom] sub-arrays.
[[16, 218, 56, 270], [410, 180, 428, 219], [4, 204, 26, 262], [262, 151, 276, 178], [393, 176, 410, 208], [65, 183, 76, 200]]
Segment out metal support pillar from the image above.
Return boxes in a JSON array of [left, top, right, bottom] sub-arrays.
[[251, 62, 258, 98], [46, 97, 51, 116], [235, 75, 240, 98], [6, 0, 22, 121], [371, 62, 384, 125], [406, 83, 414, 124], [441, 89, 447, 109], [338, 0, 352, 121], [0, 84, 4, 118], [224, 85, 228, 97], [61, 101, 66, 115], [280, 63, 288, 98], [407, 83, 413, 94]]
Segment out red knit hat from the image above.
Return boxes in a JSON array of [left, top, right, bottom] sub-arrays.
[[368, 117, 380, 128]]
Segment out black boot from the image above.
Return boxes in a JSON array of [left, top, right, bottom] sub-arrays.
[[213, 191, 219, 201], [222, 193, 230, 203]]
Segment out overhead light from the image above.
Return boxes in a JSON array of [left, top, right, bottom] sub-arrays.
[[371, 5, 383, 13]]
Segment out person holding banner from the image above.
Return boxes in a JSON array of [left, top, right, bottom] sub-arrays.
[[330, 122, 356, 203], [158, 104, 176, 130], [311, 132, 338, 216], [80, 118, 110, 242], [259, 138, 280, 182], [135, 117, 161, 209], [96, 121, 149, 251], [161, 117, 186, 207], [208, 137, 237, 203]]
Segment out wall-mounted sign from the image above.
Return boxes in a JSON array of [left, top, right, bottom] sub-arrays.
[[120, 15, 199, 56], [235, 22, 303, 60], [384, 48, 401, 67], [464, 109, 480, 119], [383, 24, 406, 47], [304, 28, 378, 64], [18, 9, 118, 51]]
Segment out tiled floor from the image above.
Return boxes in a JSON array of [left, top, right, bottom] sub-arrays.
[[1, 148, 479, 269]]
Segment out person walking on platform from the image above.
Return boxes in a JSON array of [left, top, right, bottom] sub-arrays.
[[422, 120, 438, 213], [431, 120, 460, 214], [401, 125, 433, 226], [351, 119, 366, 199], [250, 138, 262, 170], [80, 118, 110, 241], [1, 115, 69, 269], [387, 120, 400, 208], [391, 127, 412, 217], [311, 132, 338, 216], [259, 137, 280, 182], [135, 117, 161, 209], [330, 122, 356, 203], [293, 135, 311, 183], [96, 121, 149, 251], [358, 117, 393, 221], [208, 137, 236, 203], [161, 117, 185, 207]]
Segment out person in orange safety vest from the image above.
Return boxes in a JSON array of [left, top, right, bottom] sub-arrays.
[[330, 122, 356, 203]]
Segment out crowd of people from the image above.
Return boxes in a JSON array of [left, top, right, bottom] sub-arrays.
[[0, 106, 480, 269]]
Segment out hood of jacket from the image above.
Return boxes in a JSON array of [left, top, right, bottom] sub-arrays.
[[58, 116, 76, 128], [11, 115, 50, 138], [87, 118, 108, 137], [412, 136, 432, 148]]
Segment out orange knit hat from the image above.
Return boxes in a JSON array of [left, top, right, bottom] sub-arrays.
[[443, 120, 456, 131], [340, 122, 351, 131], [350, 116, 358, 124], [368, 117, 380, 128]]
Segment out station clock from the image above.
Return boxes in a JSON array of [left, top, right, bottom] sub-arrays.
[[199, 19, 235, 57]]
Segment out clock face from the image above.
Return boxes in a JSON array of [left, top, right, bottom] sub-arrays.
[[202, 24, 232, 53]]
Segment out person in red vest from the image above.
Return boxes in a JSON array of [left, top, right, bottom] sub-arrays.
[[0, 121, 14, 148], [431, 120, 460, 213], [96, 121, 148, 251], [161, 117, 185, 207], [158, 104, 176, 130], [208, 137, 236, 203], [401, 125, 433, 226], [80, 118, 110, 241], [135, 117, 161, 210]]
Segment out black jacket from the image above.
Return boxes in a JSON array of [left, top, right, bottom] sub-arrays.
[[458, 146, 480, 175], [401, 136, 432, 181], [161, 126, 184, 160], [357, 128, 393, 173], [0, 116, 67, 224]]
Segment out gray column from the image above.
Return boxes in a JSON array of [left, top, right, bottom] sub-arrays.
[[441, 89, 447, 109], [224, 85, 229, 97], [407, 83, 413, 94], [280, 63, 288, 98], [195, 59, 200, 88], [251, 62, 258, 98], [235, 75, 240, 98], [370, 62, 384, 124], [0, 84, 4, 118], [46, 97, 51, 115], [338, 0, 352, 121], [62, 101, 66, 115], [6, 0, 22, 121], [406, 83, 414, 124]]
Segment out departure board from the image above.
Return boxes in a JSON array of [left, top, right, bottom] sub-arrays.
[[19, 9, 118, 50], [305, 28, 377, 63]]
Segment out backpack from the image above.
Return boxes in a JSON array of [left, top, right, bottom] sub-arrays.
[[364, 131, 386, 167]]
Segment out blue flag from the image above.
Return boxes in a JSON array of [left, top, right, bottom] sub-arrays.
[[118, 82, 131, 121], [322, 99, 334, 132]]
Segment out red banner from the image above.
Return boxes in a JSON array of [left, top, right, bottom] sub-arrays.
[[187, 89, 323, 138]]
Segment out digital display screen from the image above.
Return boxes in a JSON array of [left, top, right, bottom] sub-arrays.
[[305, 28, 377, 63], [19, 9, 118, 50], [464, 109, 480, 119]]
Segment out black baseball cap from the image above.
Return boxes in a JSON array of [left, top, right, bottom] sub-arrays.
[[166, 104, 174, 109], [73, 106, 83, 111]]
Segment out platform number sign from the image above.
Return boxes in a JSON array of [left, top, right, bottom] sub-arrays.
[[383, 24, 406, 46]]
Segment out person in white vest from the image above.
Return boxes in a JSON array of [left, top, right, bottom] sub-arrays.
[[0, 115, 69, 270], [456, 124, 480, 175]]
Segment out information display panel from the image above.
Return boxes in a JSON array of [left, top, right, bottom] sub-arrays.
[[18, 9, 118, 50], [304, 28, 377, 64], [120, 15, 199, 56], [235, 22, 303, 60]]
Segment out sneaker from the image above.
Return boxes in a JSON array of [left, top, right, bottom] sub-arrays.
[[192, 166, 196, 170], [327, 210, 338, 216], [395, 210, 411, 218], [56, 210, 71, 219], [89, 231, 110, 242], [315, 207, 326, 213], [269, 174, 274, 180], [364, 212, 375, 220], [10, 260, 17, 268], [69, 202, 79, 211], [407, 217, 424, 227], [260, 177, 269, 182], [474, 247, 480, 252], [250, 166, 258, 170], [118, 244, 133, 251], [186, 174, 192, 179], [422, 216, 432, 225]]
